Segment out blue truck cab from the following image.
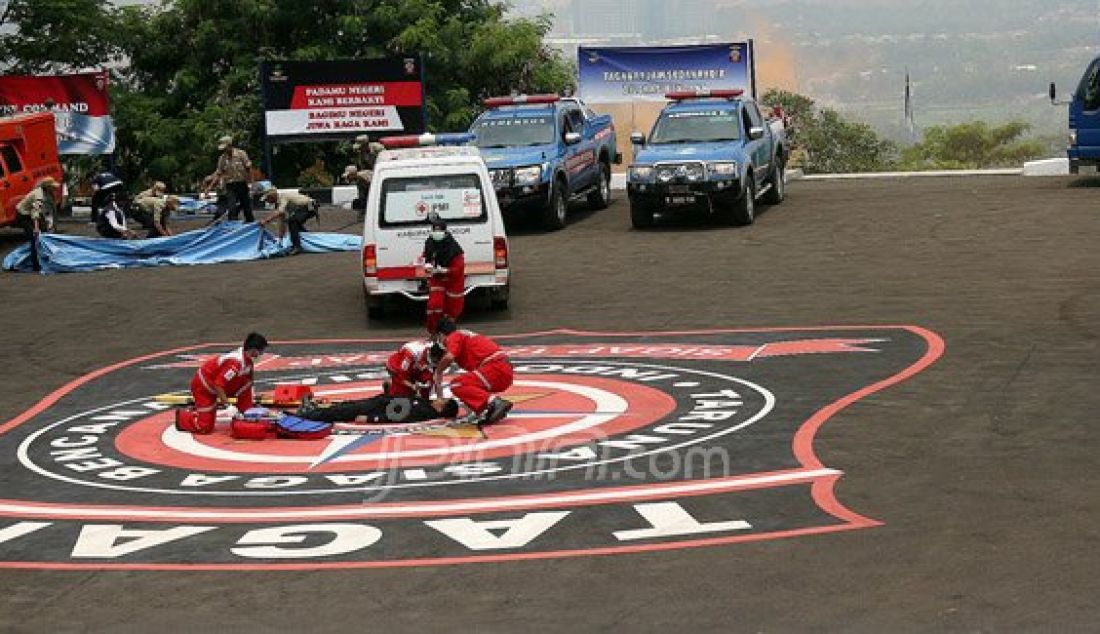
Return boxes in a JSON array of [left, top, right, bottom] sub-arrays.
[[627, 89, 787, 228], [1051, 61, 1100, 174], [469, 94, 619, 230]]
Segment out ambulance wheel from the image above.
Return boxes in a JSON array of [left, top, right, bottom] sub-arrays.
[[542, 180, 568, 231], [587, 162, 612, 211], [490, 283, 510, 311], [364, 290, 385, 320]]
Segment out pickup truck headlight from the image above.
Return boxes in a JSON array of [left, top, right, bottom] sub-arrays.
[[708, 162, 738, 177], [683, 164, 705, 182], [629, 165, 655, 182], [514, 165, 541, 186], [1070, 130, 1078, 146]]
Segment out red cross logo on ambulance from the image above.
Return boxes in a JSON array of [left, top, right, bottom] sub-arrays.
[[0, 328, 943, 570]]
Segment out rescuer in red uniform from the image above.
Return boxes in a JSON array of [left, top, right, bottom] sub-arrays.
[[423, 213, 465, 334], [384, 339, 442, 400], [178, 333, 269, 434], [432, 317, 513, 424]]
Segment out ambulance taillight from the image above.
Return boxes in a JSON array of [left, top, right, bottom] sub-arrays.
[[363, 244, 378, 277], [494, 236, 508, 269]]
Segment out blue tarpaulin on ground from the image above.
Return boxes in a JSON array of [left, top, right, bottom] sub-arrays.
[[3, 222, 362, 274]]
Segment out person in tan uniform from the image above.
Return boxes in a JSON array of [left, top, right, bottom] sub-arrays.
[[259, 186, 318, 255], [135, 180, 167, 201], [342, 164, 373, 219], [213, 135, 253, 222], [134, 194, 179, 237], [15, 177, 59, 272]]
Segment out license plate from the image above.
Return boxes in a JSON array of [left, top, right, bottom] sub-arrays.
[[667, 185, 691, 194], [667, 196, 695, 206]]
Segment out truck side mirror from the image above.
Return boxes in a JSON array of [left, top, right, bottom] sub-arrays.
[[630, 131, 646, 145], [748, 126, 765, 140], [564, 132, 582, 145], [1050, 82, 1057, 103]]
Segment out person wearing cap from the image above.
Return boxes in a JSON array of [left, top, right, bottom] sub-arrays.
[[129, 180, 169, 233], [213, 135, 254, 222], [135, 180, 167, 201], [422, 213, 466, 334], [15, 177, 59, 271], [258, 186, 319, 256], [342, 164, 372, 220], [134, 194, 179, 238]]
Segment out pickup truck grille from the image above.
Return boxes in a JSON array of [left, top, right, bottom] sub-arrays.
[[490, 168, 512, 188], [654, 161, 706, 184]]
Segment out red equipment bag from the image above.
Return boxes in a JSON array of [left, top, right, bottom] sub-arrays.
[[272, 384, 314, 406], [230, 417, 277, 440]]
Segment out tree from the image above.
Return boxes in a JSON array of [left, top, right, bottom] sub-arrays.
[[110, 0, 574, 188], [1, 0, 574, 188], [761, 88, 897, 174], [898, 120, 1045, 170], [0, 0, 124, 73]]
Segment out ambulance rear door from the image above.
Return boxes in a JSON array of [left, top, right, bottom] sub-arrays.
[[373, 167, 494, 287]]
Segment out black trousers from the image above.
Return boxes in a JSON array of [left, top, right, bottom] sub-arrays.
[[297, 395, 443, 423], [14, 216, 40, 271], [224, 181, 254, 222], [286, 206, 317, 249]]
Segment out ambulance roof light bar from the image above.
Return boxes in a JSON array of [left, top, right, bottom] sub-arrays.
[[483, 94, 561, 108], [378, 132, 476, 149], [664, 89, 745, 101]]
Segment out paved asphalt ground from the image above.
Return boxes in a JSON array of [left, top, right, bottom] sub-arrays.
[[1, 174, 1098, 632]]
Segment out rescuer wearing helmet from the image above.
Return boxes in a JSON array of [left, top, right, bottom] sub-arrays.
[[422, 212, 465, 334]]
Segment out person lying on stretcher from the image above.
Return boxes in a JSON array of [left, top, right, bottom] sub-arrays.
[[295, 393, 461, 424]]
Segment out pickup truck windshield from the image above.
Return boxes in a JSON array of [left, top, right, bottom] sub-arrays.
[[380, 173, 487, 227], [471, 115, 555, 148], [650, 110, 741, 144]]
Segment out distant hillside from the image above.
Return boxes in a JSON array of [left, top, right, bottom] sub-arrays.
[[521, 0, 1100, 150]]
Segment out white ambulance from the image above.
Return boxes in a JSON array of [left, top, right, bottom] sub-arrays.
[[361, 133, 511, 319]]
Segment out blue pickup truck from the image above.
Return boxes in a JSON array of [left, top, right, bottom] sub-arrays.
[[469, 94, 619, 230], [626, 89, 787, 228], [1051, 61, 1100, 174]]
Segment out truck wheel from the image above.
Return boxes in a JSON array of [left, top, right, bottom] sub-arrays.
[[762, 165, 785, 205], [542, 180, 568, 231], [630, 198, 657, 229], [587, 162, 612, 210], [716, 178, 755, 226]]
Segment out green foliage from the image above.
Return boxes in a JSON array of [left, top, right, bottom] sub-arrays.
[[0, 0, 124, 73], [0, 0, 574, 189], [761, 88, 897, 174], [898, 120, 1045, 170], [297, 159, 335, 188]]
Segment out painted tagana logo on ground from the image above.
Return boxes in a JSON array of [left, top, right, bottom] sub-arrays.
[[0, 327, 943, 570]]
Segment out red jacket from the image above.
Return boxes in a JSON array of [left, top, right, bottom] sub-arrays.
[[386, 341, 433, 388], [444, 330, 506, 371], [195, 347, 254, 398]]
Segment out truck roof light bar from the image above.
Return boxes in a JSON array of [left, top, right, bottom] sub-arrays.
[[664, 89, 744, 101], [483, 94, 561, 108]]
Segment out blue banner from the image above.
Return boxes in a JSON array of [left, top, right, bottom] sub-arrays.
[[578, 43, 754, 103]]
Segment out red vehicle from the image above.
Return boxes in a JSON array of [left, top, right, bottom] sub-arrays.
[[0, 112, 64, 229]]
